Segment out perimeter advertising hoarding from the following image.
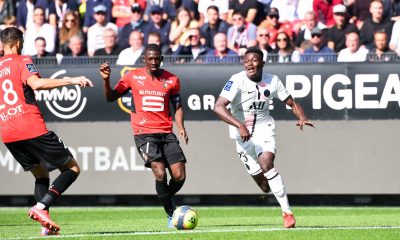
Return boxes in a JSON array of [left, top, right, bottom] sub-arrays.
[[31, 63, 400, 121], [0, 63, 399, 195]]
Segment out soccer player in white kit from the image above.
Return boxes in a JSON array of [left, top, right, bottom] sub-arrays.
[[213, 47, 314, 228]]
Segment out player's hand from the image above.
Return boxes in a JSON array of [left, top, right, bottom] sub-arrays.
[[70, 76, 93, 87], [296, 119, 315, 130], [100, 62, 111, 80], [239, 124, 251, 142], [179, 128, 189, 145]]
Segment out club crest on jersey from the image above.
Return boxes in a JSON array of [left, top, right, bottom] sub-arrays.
[[224, 81, 233, 91], [26, 64, 37, 73]]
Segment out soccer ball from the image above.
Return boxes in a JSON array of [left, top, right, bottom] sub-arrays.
[[172, 205, 199, 230]]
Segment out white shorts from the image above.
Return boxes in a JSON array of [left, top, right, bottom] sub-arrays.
[[235, 126, 276, 176]]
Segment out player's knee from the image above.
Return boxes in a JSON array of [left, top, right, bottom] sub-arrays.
[[173, 172, 186, 182], [70, 165, 80, 176]]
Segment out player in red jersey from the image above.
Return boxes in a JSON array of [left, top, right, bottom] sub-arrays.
[[0, 27, 93, 235], [100, 43, 188, 228]]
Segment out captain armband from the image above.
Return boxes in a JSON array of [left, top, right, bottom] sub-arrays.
[[171, 94, 181, 105]]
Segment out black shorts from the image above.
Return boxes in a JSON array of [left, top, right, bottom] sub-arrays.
[[5, 131, 74, 172], [134, 133, 186, 168]]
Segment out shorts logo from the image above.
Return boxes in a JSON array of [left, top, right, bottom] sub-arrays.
[[224, 81, 233, 91], [26, 64, 37, 73]]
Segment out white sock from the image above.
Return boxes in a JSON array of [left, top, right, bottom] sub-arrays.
[[264, 168, 291, 214], [36, 202, 46, 210]]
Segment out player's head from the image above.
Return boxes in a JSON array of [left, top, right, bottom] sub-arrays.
[[244, 47, 264, 81], [0, 27, 24, 54], [143, 43, 163, 74]]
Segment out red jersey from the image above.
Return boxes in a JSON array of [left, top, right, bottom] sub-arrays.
[[0, 54, 48, 143], [114, 68, 180, 135]]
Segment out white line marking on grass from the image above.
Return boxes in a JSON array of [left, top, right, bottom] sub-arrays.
[[5, 226, 400, 239]]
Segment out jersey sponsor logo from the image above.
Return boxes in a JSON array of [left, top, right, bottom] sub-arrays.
[[26, 64, 37, 73], [35, 70, 87, 119], [223, 80, 233, 91]]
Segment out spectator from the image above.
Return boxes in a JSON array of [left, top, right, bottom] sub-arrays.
[[58, 11, 83, 55], [172, 27, 208, 63], [94, 28, 122, 56], [116, 30, 145, 65], [205, 32, 239, 63], [327, 4, 358, 52], [64, 35, 87, 57], [367, 29, 397, 61], [0, 15, 16, 31], [112, 0, 146, 28], [313, 0, 343, 28], [256, 27, 273, 62], [301, 27, 335, 62], [270, 0, 302, 22], [161, 0, 193, 20], [0, 0, 14, 26], [22, 7, 56, 56], [359, 0, 393, 49], [143, 0, 163, 21], [33, 37, 53, 58], [147, 31, 161, 45], [169, 6, 199, 52], [59, 35, 89, 64], [144, 5, 171, 50], [291, 39, 313, 62], [270, 31, 296, 63], [83, 0, 112, 33], [16, 0, 48, 32], [389, 20, 400, 56], [258, 8, 293, 48], [87, 4, 118, 57], [349, 0, 371, 29], [228, 0, 262, 25], [295, 11, 324, 48], [147, 31, 172, 54], [200, 5, 230, 49], [227, 11, 257, 56], [198, 0, 229, 25], [48, 0, 79, 29], [118, 3, 148, 49], [337, 32, 369, 62]]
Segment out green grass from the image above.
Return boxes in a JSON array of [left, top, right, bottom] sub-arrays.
[[1, 207, 400, 239]]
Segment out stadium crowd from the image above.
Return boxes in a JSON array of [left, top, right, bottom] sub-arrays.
[[0, 0, 400, 64]]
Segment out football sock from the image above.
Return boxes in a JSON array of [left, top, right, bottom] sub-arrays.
[[264, 168, 292, 214], [168, 178, 185, 196], [39, 169, 78, 208], [156, 180, 175, 217], [34, 178, 50, 210]]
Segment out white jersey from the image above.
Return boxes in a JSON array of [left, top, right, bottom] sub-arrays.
[[219, 71, 290, 139]]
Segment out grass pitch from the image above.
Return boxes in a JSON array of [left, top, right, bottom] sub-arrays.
[[0, 207, 399, 239]]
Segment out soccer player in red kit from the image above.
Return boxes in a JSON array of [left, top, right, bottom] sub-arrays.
[[100, 43, 188, 228], [0, 27, 93, 235]]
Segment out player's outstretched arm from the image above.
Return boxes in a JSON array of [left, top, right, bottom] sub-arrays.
[[99, 62, 120, 102], [213, 96, 251, 142], [27, 75, 93, 90], [285, 96, 315, 130]]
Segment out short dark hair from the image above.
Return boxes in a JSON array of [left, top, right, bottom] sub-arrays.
[[145, 43, 162, 54], [245, 47, 264, 60], [207, 5, 219, 13], [0, 27, 23, 45], [35, 36, 46, 43]]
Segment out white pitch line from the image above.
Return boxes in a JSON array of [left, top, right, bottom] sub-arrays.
[[4, 226, 400, 240]]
